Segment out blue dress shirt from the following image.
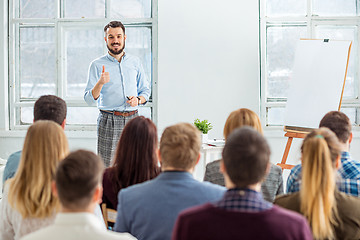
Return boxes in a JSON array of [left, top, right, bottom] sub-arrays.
[[84, 53, 150, 111]]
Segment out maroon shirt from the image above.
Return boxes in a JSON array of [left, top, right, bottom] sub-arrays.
[[172, 204, 313, 240], [102, 168, 118, 210]]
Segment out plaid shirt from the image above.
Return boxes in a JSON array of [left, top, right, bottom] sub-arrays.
[[214, 188, 272, 212], [287, 151, 360, 197]]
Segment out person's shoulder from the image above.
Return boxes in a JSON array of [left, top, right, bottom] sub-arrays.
[[270, 163, 282, 174], [90, 55, 108, 66], [20, 225, 55, 240], [119, 176, 158, 196], [199, 180, 226, 191], [179, 203, 213, 218], [270, 205, 307, 223], [205, 159, 221, 170], [99, 230, 137, 240], [274, 192, 300, 207], [336, 191, 360, 210]]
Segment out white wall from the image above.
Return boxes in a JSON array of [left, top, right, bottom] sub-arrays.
[[157, 0, 260, 138]]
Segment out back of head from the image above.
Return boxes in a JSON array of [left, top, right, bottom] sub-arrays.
[[9, 120, 69, 218], [112, 116, 159, 190], [222, 127, 270, 188], [223, 108, 263, 140], [160, 123, 201, 170], [56, 150, 104, 211], [300, 127, 341, 239], [34, 95, 67, 125], [319, 111, 351, 143]]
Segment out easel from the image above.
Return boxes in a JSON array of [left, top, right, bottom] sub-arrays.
[[277, 130, 307, 170], [277, 39, 352, 171]]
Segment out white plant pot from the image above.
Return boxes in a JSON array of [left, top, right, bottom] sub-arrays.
[[202, 133, 208, 143]]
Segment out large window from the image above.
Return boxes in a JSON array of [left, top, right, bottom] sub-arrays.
[[9, 0, 157, 130], [260, 0, 360, 127]]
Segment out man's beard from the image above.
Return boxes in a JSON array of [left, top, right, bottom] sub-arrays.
[[107, 42, 125, 55]]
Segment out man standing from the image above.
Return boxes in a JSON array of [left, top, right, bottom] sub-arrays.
[[172, 127, 312, 240], [114, 123, 225, 240], [84, 21, 150, 166], [21, 150, 136, 240]]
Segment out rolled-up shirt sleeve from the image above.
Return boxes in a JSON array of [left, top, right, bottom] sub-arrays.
[[84, 62, 100, 106], [136, 59, 151, 101]]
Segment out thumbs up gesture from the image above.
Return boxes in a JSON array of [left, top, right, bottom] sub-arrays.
[[99, 65, 110, 85]]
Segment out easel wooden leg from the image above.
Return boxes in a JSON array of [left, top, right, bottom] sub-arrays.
[[277, 137, 295, 170]]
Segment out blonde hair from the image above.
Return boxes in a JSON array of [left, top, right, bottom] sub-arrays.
[[300, 128, 340, 239], [223, 108, 263, 139], [8, 120, 69, 218], [160, 123, 201, 170]]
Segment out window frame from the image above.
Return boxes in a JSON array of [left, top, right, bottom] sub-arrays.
[[8, 0, 158, 130], [260, 0, 360, 128]]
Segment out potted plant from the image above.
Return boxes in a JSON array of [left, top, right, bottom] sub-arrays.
[[194, 119, 213, 143]]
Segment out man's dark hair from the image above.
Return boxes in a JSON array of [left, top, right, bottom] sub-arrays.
[[34, 95, 67, 125], [55, 150, 104, 210], [222, 127, 270, 188], [319, 111, 351, 143], [104, 21, 125, 34]]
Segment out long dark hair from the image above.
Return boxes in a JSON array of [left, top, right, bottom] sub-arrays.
[[110, 116, 160, 193]]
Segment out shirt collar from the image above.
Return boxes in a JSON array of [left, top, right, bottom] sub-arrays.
[[106, 52, 126, 62]]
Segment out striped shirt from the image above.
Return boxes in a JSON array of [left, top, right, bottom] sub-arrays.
[[287, 151, 360, 197]]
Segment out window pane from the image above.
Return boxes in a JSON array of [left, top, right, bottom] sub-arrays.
[[64, 0, 105, 18], [20, 107, 33, 125], [67, 107, 99, 124], [266, 26, 307, 99], [65, 28, 104, 98], [109, 0, 151, 18], [266, 0, 306, 16], [312, 0, 357, 16], [20, 27, 56, 98], [267, 107, 285, 126], [341, 107, 358, 125], [20, 0, 55, 18], [126, 27, 152, 96], [315, 26, 358, 99]]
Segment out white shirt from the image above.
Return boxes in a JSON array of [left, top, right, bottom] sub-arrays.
[[0, 185, 105, 240], [0, 186, 56, 240], [20, 212, 137, 240]]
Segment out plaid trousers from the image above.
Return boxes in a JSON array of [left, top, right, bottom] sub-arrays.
[[97, 111, 138, 167]]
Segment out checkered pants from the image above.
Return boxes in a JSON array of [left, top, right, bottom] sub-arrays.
[[97, 111, 139, 167]]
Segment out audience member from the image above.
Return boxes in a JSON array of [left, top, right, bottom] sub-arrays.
[[0, 121, 69, 240], [204, 108, 283, 202], [275, 128, 360, 239], [173, 127, 312, 240], [21, 150, 136, 240], [102, 116, 160, 211], [114, 123, 225, 240], [287, 111, 360, 196], [3, 95, 67, 185]]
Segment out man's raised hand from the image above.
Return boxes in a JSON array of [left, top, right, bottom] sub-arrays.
[[99, 65, 110, 85]]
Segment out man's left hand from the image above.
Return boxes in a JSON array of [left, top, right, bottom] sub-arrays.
[[126, 96, 139, 107]]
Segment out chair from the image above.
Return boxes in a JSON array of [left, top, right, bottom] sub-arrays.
[[101, 203, 118, 229]]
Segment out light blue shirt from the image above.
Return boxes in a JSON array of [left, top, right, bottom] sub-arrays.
[[3, 150, 21, 188], [84, 53, 150, 111]]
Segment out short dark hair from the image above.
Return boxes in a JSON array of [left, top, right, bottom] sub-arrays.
[[55, 150, 104, 210], [319, 111, 351, 143], [104, 21, 125, 35], [34, 95, 67, 125], [222, 127, 270, 188]]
